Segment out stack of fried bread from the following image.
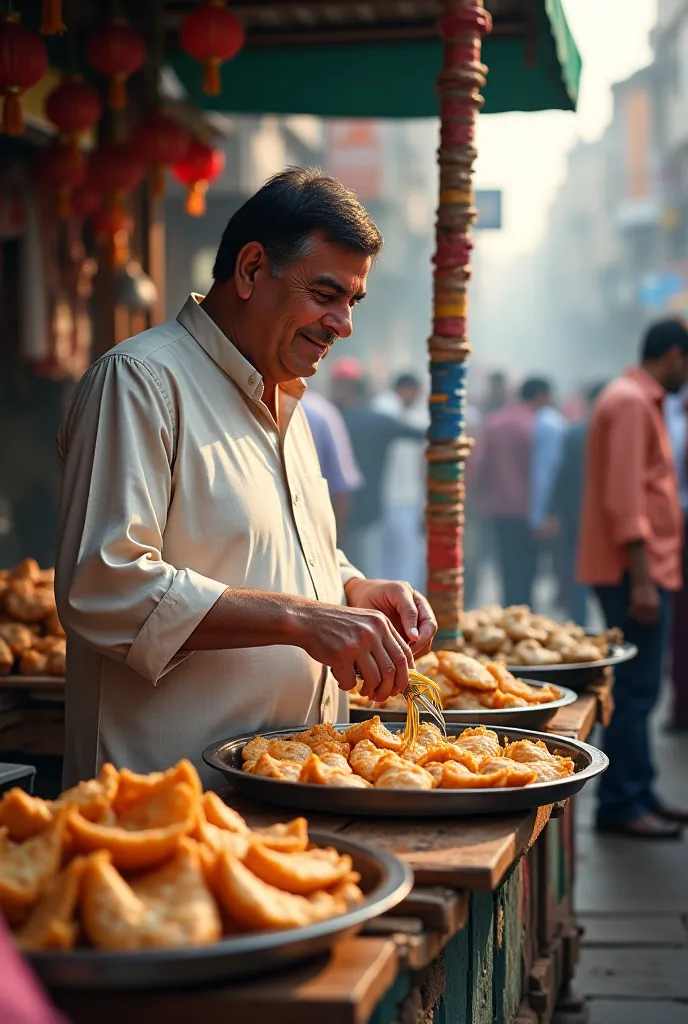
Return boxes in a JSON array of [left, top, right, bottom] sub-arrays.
[[350, 652, 563, 713], [0, 559, 65, 677], [242, 721, 575, 792], [0, 759, 364, 951], [458, 605, 622, 666]]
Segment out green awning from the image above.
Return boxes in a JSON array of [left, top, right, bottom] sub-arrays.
[[171, 0, 580, 118]]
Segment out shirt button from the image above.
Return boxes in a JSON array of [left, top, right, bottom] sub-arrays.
[[309, 556, 316, 567], [293, 493, 299, 505], [248, 374, 255, 386]]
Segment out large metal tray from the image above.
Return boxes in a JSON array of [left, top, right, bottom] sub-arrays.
[[27, 830, 412, 992], [349, 678, 578, 729], [506, 641, 637, 690], [203, 724, 608, 818]]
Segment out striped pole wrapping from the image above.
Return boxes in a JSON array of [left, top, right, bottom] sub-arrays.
[[426, 0, 491, 650]]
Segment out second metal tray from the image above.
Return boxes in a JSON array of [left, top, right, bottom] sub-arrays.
[[27, 830, 412, 991], [506, 641, 637, 690], [350, 678, 577, 729], [203, 723, 608, 818]]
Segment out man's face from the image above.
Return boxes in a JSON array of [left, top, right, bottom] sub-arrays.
[[397, 384, 420, 408], [662, 347, 688, 394], [241, 233, 371, 384]]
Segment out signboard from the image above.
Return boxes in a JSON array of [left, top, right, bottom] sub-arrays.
[[326, 120, 383, 200], [638, 270, 685, 309], [474, 190, 502, 230]]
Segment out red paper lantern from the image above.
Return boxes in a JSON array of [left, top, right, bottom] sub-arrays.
[[89, 140, 144, 197], [172, 138, 225, 216], [36, 140, 87, 218], [45, 75, 102, 168], [71, 181, 102, 222], [179, 1, 244, 96], [86, 18, 146, 111], [132, 112, 190, 198], [0, 13, 48, 135]]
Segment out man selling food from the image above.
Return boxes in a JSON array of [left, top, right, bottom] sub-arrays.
[[55, 168, 437, 787]]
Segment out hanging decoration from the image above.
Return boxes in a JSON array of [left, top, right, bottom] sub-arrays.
[[45, 75, 102, 168], [179, 1, 245, 96], [426, 0, 491, 650], [86, 18, 146, 111], [172, 138, 225, 216], [0, 13, 48, 135], [132, 112, 190, 199], [70, 181, 102, 222], [40, 0, 66, 36], [91, 206, 134, 267], [36, 140, 87, 219], [89, 140, 144, 203]]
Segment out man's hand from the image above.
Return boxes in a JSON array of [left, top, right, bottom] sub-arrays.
[[629, 578, 660, 624], [299, 601, 415, 705], [344, 578, 437, 658]]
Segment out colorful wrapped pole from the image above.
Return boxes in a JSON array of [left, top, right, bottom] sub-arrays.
[[427, 0, 491, 649]]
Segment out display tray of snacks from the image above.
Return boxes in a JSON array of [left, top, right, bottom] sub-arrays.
[[0, 760, 412, 990], [204, 721, 608, 818], [349, 652, 577, 729], [460, 605, 637, 690], [0, 560, 65, 681]]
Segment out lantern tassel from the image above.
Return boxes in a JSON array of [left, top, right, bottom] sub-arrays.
[[202, 56, 222, 96], [112, 229, 129, 267], [151, 164, 166, 199], [108, 72, 128, 111], [186, 181, 208, 217], [41, 0, 66, 35], [2, 92, 24, 135], [57, 187, 71, 220]]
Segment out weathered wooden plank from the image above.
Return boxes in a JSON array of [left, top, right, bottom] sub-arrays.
[[385, 886, 469, 936], [547, 694, 597, 743], [435, 927, 469, 1024], [55, 938, 398, 1024], [469, 891, 494, 1024], [344, 810, 543, 892]]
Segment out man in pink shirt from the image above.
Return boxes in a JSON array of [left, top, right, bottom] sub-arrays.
[[578, 319, 688, 838]]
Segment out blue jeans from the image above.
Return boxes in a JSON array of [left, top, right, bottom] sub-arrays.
[[594, 577, 669, 825]]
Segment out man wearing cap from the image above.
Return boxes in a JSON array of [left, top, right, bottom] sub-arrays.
[[55, 169, 437, 787]]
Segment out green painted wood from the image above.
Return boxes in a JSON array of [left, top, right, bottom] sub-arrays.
[[493, 864, 524, 1024], [369, 969, 411, 1024], [469, 891, 494, 1024], [434, 928, 469, 1024]]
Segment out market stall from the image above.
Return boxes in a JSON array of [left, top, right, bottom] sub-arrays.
[[0, 4, 611, 1024]]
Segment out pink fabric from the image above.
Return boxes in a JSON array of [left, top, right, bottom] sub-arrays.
[[0, 915, 68, 1024], [470, 402, 535, 518]]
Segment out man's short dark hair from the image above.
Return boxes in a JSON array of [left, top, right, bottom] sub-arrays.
[[520, 377, 551, 402], [212, 167, 383, 282], [641, 319, 688, 361], [394, 373, 420, 391]]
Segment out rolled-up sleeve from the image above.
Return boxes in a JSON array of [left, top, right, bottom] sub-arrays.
[[603, 397, 652, 546], [338, 548, 365, 588], [55, 354, 227, 684]]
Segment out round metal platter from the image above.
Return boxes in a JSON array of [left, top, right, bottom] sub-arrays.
[[203, 723, 608, 819], [27, 830, 412, 992], [349, 678, 578, 729], [505, 641, 637, 690]]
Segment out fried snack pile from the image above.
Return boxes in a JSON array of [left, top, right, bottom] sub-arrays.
[[0, 559, 65, 677], [458, 605, 622, 667], [0, 760, 364, 952], [242, 721, 575, 792], [350, 652, 563, 713]]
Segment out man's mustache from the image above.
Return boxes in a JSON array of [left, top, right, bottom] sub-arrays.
[[302, 330, 338, 346]]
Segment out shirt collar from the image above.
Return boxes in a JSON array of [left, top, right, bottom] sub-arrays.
[[176, 294, 306, 405], [624, 365, 666, 406]]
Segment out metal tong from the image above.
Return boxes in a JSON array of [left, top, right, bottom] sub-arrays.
[[402, 684, 448, 737]]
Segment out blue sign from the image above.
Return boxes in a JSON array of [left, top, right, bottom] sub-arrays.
[[474, 190, 502, 230], [639, 271, 684, 309]]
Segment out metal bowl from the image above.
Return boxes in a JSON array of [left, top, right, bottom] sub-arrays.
[[27, 830, 412, 992], [506, 641, 637, 690], [203, 723, 608, 818], [349, 678, 578, 729]]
